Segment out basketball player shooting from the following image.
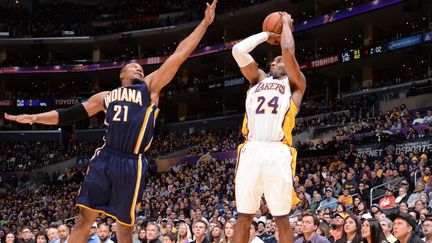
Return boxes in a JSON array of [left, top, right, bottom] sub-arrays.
[[231, 12, 306, 243], [4, 1, 217, 243]]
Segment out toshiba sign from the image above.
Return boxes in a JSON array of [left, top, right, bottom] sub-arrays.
[[310, 55, 339, 68]]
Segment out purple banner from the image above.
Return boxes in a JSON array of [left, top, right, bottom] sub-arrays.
[[156, 150, 237, 172], [295, 0, 403, 32]]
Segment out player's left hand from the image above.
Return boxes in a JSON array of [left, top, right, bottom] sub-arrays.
[[4, 112, 37, 125], [202, 0, 217, 27], [281, 12, 294, 32]]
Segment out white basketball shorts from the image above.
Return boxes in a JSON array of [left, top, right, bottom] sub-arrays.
[[235, 141, 294, 216]]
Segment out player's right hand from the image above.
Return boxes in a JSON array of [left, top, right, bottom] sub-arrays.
[[266, 32, 281, 45], [281, 12, 294, 31], [4, 113, 37, 124]]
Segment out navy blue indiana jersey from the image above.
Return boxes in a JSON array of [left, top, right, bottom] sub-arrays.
[[102, 82, 159, 155]]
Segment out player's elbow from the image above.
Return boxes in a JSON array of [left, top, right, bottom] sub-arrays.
[[232, 45, 253, 67], [232, 44, 242, 58]]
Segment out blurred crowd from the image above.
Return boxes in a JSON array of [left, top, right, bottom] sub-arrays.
[[0, 133, 431, 242], [0, 128, 240, 172], [0, 0, 377, 38], [0, 0, 270, 38]]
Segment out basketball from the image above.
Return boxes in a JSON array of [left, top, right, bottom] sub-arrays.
[[262, 12, 283, 34]]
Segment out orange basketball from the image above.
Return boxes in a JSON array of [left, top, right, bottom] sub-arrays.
[[262, 12, 283, 34]]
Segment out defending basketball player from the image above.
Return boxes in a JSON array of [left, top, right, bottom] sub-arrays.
[[231, 12, 306, 243], [4, 1, 217, 243]]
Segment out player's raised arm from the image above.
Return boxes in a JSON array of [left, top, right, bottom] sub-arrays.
[[232, 32, 279, 86], [145, 0, 217, 94], [280, 12, 306, 109], [4, 91, 108, 125]]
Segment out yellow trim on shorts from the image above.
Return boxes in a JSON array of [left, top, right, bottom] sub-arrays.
[[76, 204, 132, 227], [235, 141, 247, 177], [130, 155, 142, 224], [134, 104, 155, 154], [289, 146, 300, 205]]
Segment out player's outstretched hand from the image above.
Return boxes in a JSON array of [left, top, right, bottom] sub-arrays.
[[281, 12, 294, 32], [202, 0, 217, 27], [266, 32, 281, 45], [4, 113, 37, 125]]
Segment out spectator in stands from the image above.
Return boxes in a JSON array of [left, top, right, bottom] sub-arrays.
[[318, 188, 338, 210], [379, 218, 397, 243], [382, 170, 399, 192], [330, 178, 342, 197], [395, 186, 409, 205], [370, 204, 383, 220], [361, 219, 387, 243], [134, 229, 146, 243], [316, 222, 333, 243], [379, 187, 396, 210], [191, 219, 208, 243], [338, 188, 353, 207], [47, 227, 59, 243], [298, 192, 310, 212], [330, 213, 346, 241], [424, 111, 432, 124], [353, 201, 370, 219], [389, 213, 423, 243], [145, 222, 161, 243], [35, 233, 49, 243], [412, 112, 425, 125], [177, 222, 192, 243], [87, 223, 100, 243], [406, 127, 419, 140], [294, 213, 329, 243], [209, 222, 223, 243], [98, 224, 114, 243], [57, 225, 69, 243], [310, 192, 322, 213], [358, 182, 370, 204], [162, 233, 177, 243], [407, 181, 427, 208], [20, 227, 34, 243], [421, 218, 432, 242], [110, 222, 118, 243], [369, 171, 383, 189], [223, 220, 235, 243], [335, 215, 362, 243], [397, 202, 409, 214], [5, 233, 17, 243]]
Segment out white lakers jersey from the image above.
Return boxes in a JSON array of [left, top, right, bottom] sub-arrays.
[[241, 76, 298, 145]]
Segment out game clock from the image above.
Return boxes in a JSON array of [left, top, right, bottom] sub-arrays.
[[363, 44, 385, 56], [341, 44, 385, 63]]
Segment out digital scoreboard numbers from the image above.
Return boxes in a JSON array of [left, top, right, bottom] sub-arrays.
[[341, 44, 385, 63], [341, 49, 361, 63]]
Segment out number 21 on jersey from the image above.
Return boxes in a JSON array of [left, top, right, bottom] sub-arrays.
[[113, 105, 129, 122]]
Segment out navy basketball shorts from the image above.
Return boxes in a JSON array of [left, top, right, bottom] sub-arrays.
[[76, 147, 147, 226]]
